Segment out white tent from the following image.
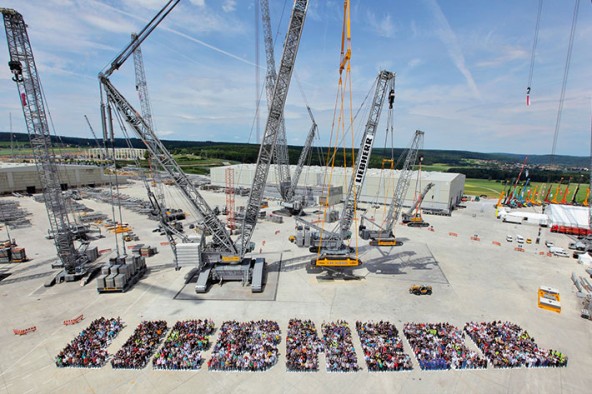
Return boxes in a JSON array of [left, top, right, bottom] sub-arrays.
[[546, 204, 589, 228]]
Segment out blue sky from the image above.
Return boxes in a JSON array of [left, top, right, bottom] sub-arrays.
[[0, 0, 590, 156]]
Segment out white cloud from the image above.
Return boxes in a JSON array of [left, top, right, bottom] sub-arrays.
[[222, 0, 236, 13], [80, 13, 137, 34], [366, 11, 395, 38]]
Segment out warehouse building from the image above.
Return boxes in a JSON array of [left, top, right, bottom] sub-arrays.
[[210, 164, 465, 214], [0, 163, 126, 194]]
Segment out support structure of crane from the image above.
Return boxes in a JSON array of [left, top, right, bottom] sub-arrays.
[[130, 33, 185, 268], [295, 70, 395, 269], [275, 106, 318, 215], [99, 0, 308, 292], [1, 8, 91, 282], [260, 0, 317, 216], [402, 181, 434, 227], [260, 0, 291, 202], [132, 32, 165, 208], [359, 129, 424, 246]]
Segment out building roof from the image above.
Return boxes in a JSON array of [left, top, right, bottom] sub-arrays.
[[0, 162, 100, 171], [214, 163, 463, 181]]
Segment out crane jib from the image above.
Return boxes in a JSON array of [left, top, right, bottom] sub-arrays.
[[355, 135, 374, 186]]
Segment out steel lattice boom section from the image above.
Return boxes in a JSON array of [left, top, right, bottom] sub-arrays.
[[99, 77, 237, 257], [337, 70, 395, 238], [102, 0, 180, 79], [384, 129, 424, 233], [238, 0, 308, 255], [132, 34, 165, 209], [287, 106, 317, 202], [260, 0, 292, 201], [1, 8, 80, 273]]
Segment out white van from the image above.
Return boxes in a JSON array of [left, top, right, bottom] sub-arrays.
[[549, 246, 569, 257]]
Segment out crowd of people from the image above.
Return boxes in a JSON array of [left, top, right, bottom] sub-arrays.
[[285, 319, 323, 371], [322, 320, 361, 372], [153, 319, 215, 370], [111, 320, 168, 369], [356, 321, 413, 371], [403, 322, 487, 370], [207, 320, 281, 371], [464, 321, 568, 368], [55, 317, 124, 368]]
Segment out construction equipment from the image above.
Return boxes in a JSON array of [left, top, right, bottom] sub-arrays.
[[99, 0, 308, 293], [278, 107, 318, 215], [402, 181, 434, 227], [261, 0, 317, 215], [0, 239, 27, 263], [296, 70, 395, 269], [130, 32, 184, 268], [359, 130, 424, 246], [409, 284, 432, 296], [1, 8, 94, 282], [503, 156, 528, 206]]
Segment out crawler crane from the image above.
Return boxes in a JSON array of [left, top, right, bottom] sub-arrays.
[[402, 182, 434, 227], [295, 70, 395, 269], [99, 0, 309, 292], [359, 130, 424, 246], [1, 8, 94, 283], [261, 0, 317, 215]]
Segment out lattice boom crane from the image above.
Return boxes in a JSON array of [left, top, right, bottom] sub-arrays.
[[359, 129, 424, 246], [1, 8, 88, 278], [260, 0, 292, 201]]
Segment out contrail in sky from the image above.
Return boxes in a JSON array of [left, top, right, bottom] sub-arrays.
[[424, 0, 481, 99]]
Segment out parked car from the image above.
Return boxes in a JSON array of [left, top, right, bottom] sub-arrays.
[[516, 235, 524, 244], [526, 238, 532, 244], [506, 235, 513, 242], [549, 246, 568, 257], [545, 240, 554, 248]]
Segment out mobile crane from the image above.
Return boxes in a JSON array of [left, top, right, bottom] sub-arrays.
[[359, 129, 424, 246], [99, 0, 308, 292], [1, 8, 94, 283], [295, 70, 395, 270], [402, 181, 434, 227]]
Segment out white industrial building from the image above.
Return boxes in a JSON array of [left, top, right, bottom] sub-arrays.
[[210, 164, 465, 214], [0, 163, 126, 194]]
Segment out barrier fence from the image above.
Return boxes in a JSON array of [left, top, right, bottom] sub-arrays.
[[448, 232, 458, 237], [492, 241, 501, 246], [63, 314, 84, 326], [13, 326, 37, 335]]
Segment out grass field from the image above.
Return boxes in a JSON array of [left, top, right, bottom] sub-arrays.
[[421, 163, 451, 172], [464, 178, 589, 204]]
